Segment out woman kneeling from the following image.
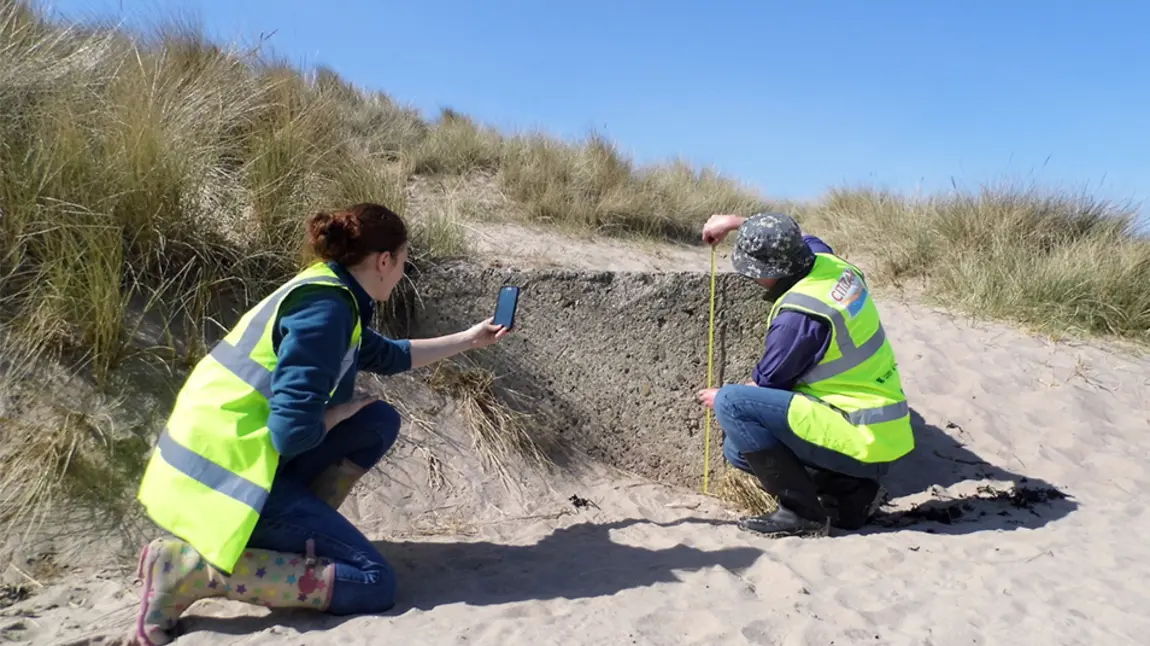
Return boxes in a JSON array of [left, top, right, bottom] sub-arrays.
[[132, 203, 509, 645]]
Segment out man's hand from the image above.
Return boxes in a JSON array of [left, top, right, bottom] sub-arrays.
[[701, 214, 746, 245], [466, 317, 510, 349], [696, 387, 719, 410], [324, 395, 377, 432]]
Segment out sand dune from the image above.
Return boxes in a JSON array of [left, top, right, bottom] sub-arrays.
[[4, 245, 1150, 646]]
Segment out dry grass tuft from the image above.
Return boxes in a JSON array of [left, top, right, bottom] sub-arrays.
[[0, 376, 148, 546], [409, 108, 504, 177], [427, 361, 553, 487], [714, 468, 777, 516], [801, 184, 1150, 342], [497, 132, 774, 241]]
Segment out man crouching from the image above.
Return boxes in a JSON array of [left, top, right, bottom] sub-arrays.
[[696, 212, 913, 537]]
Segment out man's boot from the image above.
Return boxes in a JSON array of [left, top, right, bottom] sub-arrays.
[[133, 537, 335, 645], [812, 471, 885, 530], [309, 459, 367, 510], [738, 445, 831, 538]]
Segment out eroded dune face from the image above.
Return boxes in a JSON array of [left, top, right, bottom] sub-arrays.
[[405, 263, 768, 488]]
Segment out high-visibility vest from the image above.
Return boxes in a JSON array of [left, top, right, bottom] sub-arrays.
[[772, 253, 914, 463], [136, 262, 363, 573]]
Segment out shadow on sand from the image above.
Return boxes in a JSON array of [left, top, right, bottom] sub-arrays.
[[184, 517, 758, 636], [859, 408, 1078, 536], [180, 411, 1078, 638], [375, 517, 758, 610]]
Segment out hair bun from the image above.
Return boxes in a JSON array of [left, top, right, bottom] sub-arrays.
[[304, 203, 408, 266]]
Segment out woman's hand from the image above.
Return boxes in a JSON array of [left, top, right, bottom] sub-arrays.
[[466, 318, 510, 349], [324, 395, 377, 432]]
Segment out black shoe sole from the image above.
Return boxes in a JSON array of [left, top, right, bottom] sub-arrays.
[[736, 517, 831, 538]]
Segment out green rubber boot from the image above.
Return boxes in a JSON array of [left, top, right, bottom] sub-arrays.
[[310, 459, 368, 509]]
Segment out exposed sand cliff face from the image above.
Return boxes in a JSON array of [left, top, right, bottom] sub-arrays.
[[403, 263, 768, 489]]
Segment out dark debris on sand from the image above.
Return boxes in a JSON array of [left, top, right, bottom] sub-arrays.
[[871, 480, 1070, 529], [0, 584, 31, 610]]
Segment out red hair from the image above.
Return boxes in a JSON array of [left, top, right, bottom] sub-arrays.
[[306, 203, 408, 266]]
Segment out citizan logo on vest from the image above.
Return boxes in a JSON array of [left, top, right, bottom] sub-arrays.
[[829, 269, 868, 318]]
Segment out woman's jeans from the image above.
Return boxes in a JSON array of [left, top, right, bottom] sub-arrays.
[[247, 401, 401, 615], [715, 384, 887, 481]]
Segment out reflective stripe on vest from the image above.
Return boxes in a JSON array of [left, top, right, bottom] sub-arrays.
[[209, 276, 359, 400], [137, 263, 363, 571], [774, 286, 908, 426], [776, 292, 889, 385], [769, 253, 913, 464], [155, 429, 267, 510]]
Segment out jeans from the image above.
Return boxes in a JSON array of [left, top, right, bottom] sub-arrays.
[[715, 385, 789, 472], [714, 384, 887, 481], [247, 400, 401, 615]]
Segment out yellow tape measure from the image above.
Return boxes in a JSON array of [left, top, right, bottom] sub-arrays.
[[702, 245, 717, 494]]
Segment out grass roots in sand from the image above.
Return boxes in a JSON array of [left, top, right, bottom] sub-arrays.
[[715, 467, 777, 516]]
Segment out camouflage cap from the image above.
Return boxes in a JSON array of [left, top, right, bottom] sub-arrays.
[[731, 212, 815, 280]]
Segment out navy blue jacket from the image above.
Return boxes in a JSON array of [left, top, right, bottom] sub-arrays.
[[749, 236, 835, 391], [267, 262, 412, 458]]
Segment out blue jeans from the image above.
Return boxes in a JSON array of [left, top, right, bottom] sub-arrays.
[[714, 384, 887, 481], [715, 385, 788, 472], [247, 400, 401, 615]]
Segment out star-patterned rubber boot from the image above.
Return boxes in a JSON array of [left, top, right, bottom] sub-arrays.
[[134, 537, 335, 645]]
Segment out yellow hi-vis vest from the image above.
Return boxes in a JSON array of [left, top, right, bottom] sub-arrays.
[[136, 262, 363, 573], [772, 253, 914, 464]]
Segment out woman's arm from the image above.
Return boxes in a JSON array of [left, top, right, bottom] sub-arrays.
[[267, 288, 361, 458], [358, 328, 412, 375], [408, 319, 508, 369]]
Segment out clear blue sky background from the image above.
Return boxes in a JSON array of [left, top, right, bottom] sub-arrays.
[[45, 0, 1150, 225]]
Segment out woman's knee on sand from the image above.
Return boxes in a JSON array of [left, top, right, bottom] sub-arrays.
[[328, 551, 398, 615]]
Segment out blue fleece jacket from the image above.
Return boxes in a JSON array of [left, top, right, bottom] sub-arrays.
[[749, 235, 836, 391], [266, 262, 412, 459]]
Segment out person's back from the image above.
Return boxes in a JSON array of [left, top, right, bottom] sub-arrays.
[[696, 212, 913, 537]]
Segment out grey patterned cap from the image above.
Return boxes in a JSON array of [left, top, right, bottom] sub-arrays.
[[731, 212, 815, 280]]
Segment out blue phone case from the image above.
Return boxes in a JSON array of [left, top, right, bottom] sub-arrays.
[[493, 285, 520, 329]]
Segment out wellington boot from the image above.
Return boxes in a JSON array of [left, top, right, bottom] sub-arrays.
[[133, 537, 335, 645], [310, 458, 367, 509], [737, 506, 829, 537], [811, 470, 886, 530], [738, 446, 830, 538]]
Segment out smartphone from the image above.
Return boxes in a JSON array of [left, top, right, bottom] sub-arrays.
[[492, 285, 520, 330]]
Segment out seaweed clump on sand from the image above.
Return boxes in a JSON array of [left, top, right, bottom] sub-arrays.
[[872, 480, 1070, 529]]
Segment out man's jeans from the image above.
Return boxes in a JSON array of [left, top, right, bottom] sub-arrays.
[[714, 384, 888, 481], [247, 401, 401, 615]]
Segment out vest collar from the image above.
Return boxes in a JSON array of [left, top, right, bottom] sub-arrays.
[[765, 267, 809, 302], [326, 261, 376, 325], [767, 253, 845, 301]]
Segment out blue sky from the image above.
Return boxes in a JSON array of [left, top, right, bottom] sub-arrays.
[[45, 0, 1150, 224]]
